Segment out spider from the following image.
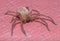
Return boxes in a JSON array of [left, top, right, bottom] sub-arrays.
[[5, 7, 57, 36]]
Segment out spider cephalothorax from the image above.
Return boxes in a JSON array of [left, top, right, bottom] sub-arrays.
[[5, 7, 57, 36]]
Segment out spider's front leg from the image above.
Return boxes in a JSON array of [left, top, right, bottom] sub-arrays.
[[38, 14, 57, 25], [32, 13, 57, 25], [41, 18, 57, 25], [5, 11, 16, 17], [31, 10, 57, 25]]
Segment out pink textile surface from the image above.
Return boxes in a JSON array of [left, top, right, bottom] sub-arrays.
[[0, 0, 60, 41]]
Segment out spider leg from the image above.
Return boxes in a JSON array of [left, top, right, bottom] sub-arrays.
[[5, 11, 16, 17], [11, 18, 20, 36], [41, 18, 57, 25], [31, 10, 57, 25], [10, 17, 19, 23], [30, 9, 40, 16], [34, 18, 50, 31], [10, 17, 15, 23], [39, 14, 57, 25], [11, 21, 21, 36], [21, 22, 27, 36], [11, 20, 16, 36], [11, 19, 16, 36], [32, 13, 57, 25]]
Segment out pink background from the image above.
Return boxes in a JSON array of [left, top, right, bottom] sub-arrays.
[[0, 0, 60, 41]]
